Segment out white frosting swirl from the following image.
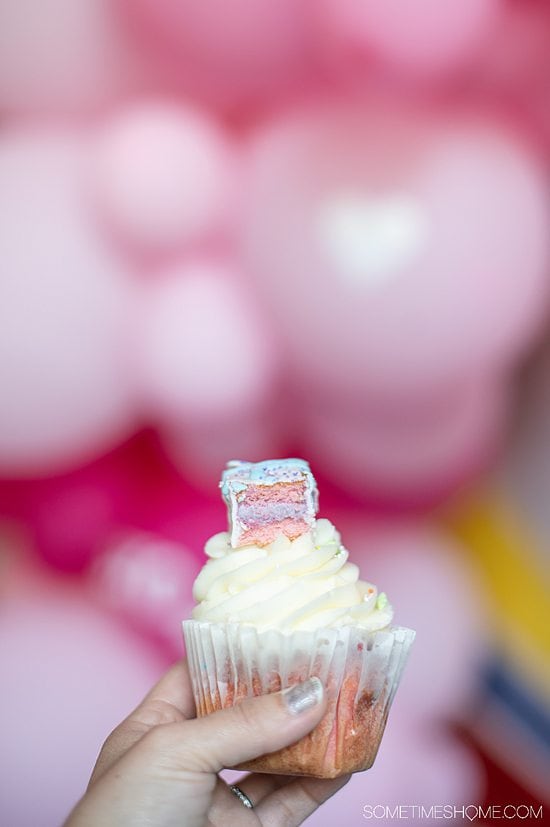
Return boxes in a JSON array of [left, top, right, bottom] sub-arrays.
[[192, 519, 393, 633]]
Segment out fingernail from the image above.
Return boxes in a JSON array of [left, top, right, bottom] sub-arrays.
[[283, 677, 324, 715]]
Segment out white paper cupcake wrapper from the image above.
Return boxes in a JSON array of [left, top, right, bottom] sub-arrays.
[[182, 620, 415, 777]]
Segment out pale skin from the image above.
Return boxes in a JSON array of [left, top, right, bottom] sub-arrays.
[[64, 660, 350, 827]]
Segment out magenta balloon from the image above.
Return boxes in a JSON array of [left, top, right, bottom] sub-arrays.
[[0, 578, 166, 827], [30, 472, 122, 573], [243, 104, 550, 399], [91, 102, 235, 252], [135, 260, 277, 424], [0, 132, 137, 476], [316, 0, 499, 79], [302, 378, 510, 500], [21, 445, 142, 573]]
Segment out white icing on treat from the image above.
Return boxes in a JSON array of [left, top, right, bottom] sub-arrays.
[[192, 519, 394, 633]]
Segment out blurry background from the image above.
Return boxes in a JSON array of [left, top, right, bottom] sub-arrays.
[[0, 1, 549, 824]]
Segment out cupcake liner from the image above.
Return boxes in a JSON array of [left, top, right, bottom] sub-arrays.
[[182, 619, 415, 778]]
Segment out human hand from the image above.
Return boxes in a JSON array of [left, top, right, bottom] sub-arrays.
[[64, 659, 350, 827]]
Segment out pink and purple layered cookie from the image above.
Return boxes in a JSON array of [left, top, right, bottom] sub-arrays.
[[221, 458, 319, 548]]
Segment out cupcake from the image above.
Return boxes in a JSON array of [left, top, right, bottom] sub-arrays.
[[183, 458, 415, 779]]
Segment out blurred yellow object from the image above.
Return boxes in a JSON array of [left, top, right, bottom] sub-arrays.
[[449, 494, 550, 700]]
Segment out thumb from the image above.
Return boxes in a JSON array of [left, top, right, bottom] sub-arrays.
[[144, 676, 326, 774]]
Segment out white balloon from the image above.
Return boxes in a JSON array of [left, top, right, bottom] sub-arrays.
[[0, 131, 136, 475]]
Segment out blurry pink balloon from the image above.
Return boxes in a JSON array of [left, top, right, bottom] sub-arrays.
[[123, 0, 311, 106], [315, 0, 499, 79], [341, 520, 488, 718], [22, 457, 134, 573], [0, 0, 142, 112], [0, 576, 166, 827], [0, 131, 136, 476], [308, 730, 483, 826], [91, 102, 235, 252], [163, 410, 286, 491], [243, 104, 550, 399], [302, 378, 511, 502], [135, 260, 277, 424], [89, 531, 200, 655], [468, 0, 550, 149], [471, 0, 550, 100]]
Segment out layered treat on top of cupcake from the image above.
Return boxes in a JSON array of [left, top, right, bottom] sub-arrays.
[[183, 458, 415, 778], [221, 458, 319, 548]]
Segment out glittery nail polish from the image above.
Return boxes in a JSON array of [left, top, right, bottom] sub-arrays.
[[283, 677, 324, 715]]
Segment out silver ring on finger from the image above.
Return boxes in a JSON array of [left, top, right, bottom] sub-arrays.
[[230, 785, 254, 810]]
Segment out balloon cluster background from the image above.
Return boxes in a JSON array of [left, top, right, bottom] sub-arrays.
[[1, 2, 549, 825]]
